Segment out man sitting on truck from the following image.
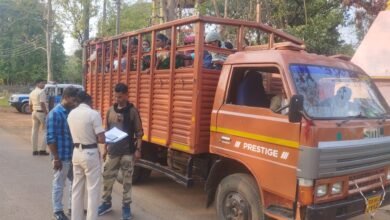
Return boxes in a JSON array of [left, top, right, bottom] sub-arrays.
[[204, 31, 228, 70], [236, 70, 270, 107]]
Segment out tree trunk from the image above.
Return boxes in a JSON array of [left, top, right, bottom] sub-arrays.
[[256, 0, 261, 23], [194, 0, 200, 15], [166, 0, 177, 21], [115, 0, 121, 34], [160, 0, 165, 23], [212, 0, 220, 17], [224, 0, 228, 18], [46, 0, 52, 81], [82, 0, 90, 87], [102, 0, 107, 35]]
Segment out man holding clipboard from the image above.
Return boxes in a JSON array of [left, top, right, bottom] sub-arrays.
[[98, 83, 143, 220]]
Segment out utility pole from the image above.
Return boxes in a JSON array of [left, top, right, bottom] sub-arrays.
[[82, 1, 91, 87], [46, 0, 53, 82], [115, 0, 121, 34], [102, 0, 107, 35]]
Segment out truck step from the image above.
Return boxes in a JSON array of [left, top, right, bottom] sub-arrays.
[[136, 159, 194, 187], [265, 205, 294, 220]]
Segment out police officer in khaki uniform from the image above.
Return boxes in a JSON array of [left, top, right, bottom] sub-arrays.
[[29, 79, 49, 156], [67, 91, 105, 220]]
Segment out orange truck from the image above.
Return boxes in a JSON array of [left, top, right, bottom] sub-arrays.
[[84, 16, 390, 220]]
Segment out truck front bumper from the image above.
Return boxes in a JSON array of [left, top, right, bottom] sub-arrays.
[[8, 101, 20, 109], [305, 185, 390, 220]]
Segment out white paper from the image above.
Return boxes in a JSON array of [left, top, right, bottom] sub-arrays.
[[105, 127, 128, 143]]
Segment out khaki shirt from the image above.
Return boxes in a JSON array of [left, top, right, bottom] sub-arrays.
[[67, 103, 105, 145], [29, 87, 46, 111]]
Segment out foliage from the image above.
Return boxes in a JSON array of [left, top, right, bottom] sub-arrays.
[[98, 1, 153, 37], [0, 0, 47, 84], [55, 0, 99, 45], [0, 0, 66, 85], [342, 0, 388, 41], [62, 50, 83, 84], [197, 0, 351, 55]]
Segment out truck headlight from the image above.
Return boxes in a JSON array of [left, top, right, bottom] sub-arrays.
[[316, 184, 328, 197], [331, 182, 343, 195]]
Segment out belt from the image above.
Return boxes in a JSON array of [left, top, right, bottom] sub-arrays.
[[74, 143, 98, 149], [35, 110, 44, 113]]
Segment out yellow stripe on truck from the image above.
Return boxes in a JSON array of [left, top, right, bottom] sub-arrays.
[[210, 126, 299, 149]]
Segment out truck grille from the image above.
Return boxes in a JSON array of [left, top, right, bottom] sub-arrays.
[[348, 169, 386, 195]]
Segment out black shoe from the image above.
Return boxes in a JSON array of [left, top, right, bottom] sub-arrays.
[[53, 211, 68, 220], [33, 151, 39, 156], [39, 150, 49, 155]]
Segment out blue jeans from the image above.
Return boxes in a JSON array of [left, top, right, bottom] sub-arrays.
[[52, 160, 72, 213]]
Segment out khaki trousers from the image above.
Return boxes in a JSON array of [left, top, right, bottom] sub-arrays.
[[71, 147, 101, 220], [102, 154, 134, 205], [31, 111, 46, 152]]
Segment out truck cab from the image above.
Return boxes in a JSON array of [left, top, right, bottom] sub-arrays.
[[210, 47, 390, 219]]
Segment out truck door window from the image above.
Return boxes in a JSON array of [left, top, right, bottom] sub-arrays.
[[46, 87, 55, 96], [57, 88, 64, 96], [226, 67, 286, 113]]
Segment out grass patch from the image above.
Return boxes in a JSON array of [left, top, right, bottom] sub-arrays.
[[0, 95, 9, 107]]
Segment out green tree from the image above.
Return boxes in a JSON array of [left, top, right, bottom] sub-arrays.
[[98, 1, 153, 36], [51, 30, 66, 82], [63, 51, 83, 84], [0, 0, 47, 84], [197, 0, 351, 55]]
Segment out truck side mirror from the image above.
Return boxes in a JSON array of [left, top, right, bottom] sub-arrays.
[[289, 95, 304, 123]]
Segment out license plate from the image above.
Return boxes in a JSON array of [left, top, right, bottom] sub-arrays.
[[365, 195, 382, 213]]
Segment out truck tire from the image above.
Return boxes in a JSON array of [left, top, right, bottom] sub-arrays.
[[215, 173, 264, 220], [21, 103, 31, 114]]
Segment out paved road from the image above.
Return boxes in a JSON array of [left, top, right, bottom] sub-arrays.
[[0, 126, 215, 220], [0, 109, 389, 220]]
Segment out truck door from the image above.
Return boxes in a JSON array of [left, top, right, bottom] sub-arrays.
[[211, 65, 301, 201]]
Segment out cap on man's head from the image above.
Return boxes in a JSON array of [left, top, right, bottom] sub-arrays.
[[205, 32, 221, 43]]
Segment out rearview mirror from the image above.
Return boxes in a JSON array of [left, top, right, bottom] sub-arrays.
[[289, 95, 303, 123]]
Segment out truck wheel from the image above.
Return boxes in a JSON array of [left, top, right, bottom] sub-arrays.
[[132, 166, 152, 184], [21, 103, 31, 114], [215, 173, 264, 220]]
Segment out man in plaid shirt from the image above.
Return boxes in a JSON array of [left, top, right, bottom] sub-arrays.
[[46, 87, 79, 220]]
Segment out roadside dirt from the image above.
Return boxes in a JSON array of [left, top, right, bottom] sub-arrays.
[[0, 106, 31, 142]]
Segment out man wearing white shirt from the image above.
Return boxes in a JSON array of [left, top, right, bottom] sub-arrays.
[[67, 91, 105, 220], [29, 79, 49, 156]]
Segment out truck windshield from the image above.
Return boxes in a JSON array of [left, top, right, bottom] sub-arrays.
[[290, 64, 390, 119]]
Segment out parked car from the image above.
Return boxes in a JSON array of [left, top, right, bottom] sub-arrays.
[[8, 83, 84, 114]]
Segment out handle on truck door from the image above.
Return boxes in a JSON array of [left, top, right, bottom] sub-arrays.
[[221, 135, 231, 143]]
